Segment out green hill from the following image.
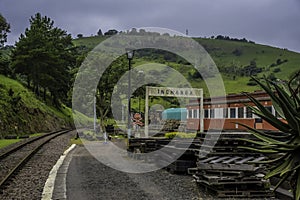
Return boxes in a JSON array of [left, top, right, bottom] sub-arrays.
[[0, 75, 73, 137], [1, 35, 298, 136], [73, 36, 300, 95]]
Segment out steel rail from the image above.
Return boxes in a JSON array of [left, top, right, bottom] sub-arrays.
[[0, 130, 70, 190], [0, 130, 68, 160]]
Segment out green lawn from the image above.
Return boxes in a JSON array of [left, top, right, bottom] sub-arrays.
[[0, 139, 21, 149], [30, 133, 43, 137], [0, 133, 45, 149]]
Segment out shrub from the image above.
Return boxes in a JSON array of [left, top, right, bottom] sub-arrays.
[[239, 75, 300, 200], [165, 132, 196, 139], [273, 68, 281, 73], [247, 78, 258, 86], [232, 48, 243, 56]]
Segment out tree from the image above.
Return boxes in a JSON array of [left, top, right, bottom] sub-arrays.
[[11, 13, 75, 106], [139, 29, 146, 35], [0, 13, 10, 47], [0, 53, 11, 76], [129, 28, 138, 35], [97, 29, 103, 36], [276, 58, 283, 65], [95, 56, 128, 132], [267, 73, 277, 81], [0, 14, 11, 76], [93, 55, 147, 133], [240, 75, 300, 200], [104, 29, 118, 36], [77, 34, 83, 38], [249, 59, 257, 68], [232, 48, 242, 56]]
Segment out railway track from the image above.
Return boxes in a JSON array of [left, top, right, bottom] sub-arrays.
[[0, 130, 70, 191]]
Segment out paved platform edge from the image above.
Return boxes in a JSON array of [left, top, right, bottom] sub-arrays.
[[41, 144, 76, 200]]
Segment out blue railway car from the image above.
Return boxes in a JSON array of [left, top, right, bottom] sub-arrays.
[[162, 108, 187, 121]]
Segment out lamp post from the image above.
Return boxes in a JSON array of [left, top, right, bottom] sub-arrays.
[[137, 70, 144, 114], [126, 48, 134, 139]]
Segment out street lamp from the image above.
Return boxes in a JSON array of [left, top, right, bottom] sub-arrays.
[[137, 70, 144, 114], [126, 48, 134, 139]]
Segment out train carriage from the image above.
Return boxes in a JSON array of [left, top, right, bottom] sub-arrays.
[[186, 91, 281, 131]]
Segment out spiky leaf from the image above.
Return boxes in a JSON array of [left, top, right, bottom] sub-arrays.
[[296, 171, 300, 200]]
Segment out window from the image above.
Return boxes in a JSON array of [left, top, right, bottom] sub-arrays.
[[255, 118, 263, 123], [193, 109, 198, 118], [238, 107, 244, 118], [271, 106, 276, 116], [204, 109, 209, 118], [214, 108, 223, 119], [246, 107, 253, 118], [253, 106, 260, 118], [230, 108, 236, 118], [223, 108, 228, 118], [210, 109, 215, 118], [265, 106, 272, 114], [188, 110, 193, 119]]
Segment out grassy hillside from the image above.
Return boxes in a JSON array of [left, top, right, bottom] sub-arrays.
[[73, 36, 108, 50], [73, 35, 300, 95], [0, 35, 294, 133], [195, 38, 300, 90], [0, 75, 74, 138]]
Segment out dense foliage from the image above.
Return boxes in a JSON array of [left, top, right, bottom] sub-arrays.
[[0, 13, 10, 47], [11, 13, 76, 106], [0, 14, 11, 76], [213, 35, 255, 44]]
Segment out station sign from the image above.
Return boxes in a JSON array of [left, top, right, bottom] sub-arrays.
[[147, 86, 202, 98]]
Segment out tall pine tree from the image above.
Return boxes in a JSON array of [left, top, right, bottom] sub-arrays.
[[0, 13, 10, 47], [0, 13, 11, 75], [11, 13, 75, 106]]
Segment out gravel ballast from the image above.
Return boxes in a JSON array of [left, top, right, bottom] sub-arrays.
[[0, 131, 75, 200]]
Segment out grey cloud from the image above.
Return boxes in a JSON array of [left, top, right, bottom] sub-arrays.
[[0, 0, 299, 52]]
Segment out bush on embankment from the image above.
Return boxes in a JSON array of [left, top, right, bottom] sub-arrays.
[[0, 75, 74, 138]]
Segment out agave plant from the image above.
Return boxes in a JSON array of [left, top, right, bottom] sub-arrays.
[[239, 74, 300, 200]]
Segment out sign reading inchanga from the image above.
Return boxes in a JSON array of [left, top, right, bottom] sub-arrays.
[[148, 86, 203, 98]]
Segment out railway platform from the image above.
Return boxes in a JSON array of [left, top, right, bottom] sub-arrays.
[[49, 143, 199, 200]]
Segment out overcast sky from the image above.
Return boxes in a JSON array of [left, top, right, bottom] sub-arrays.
[[1, 0, 300, 53]]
